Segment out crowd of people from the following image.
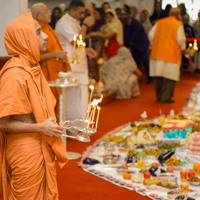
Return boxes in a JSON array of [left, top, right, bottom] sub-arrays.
[[0, 1, 200, 199], [46, 1, 200, 94]]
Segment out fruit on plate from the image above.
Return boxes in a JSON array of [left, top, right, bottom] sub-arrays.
[[144, 171, 151, 179], [180, 182, 189, 189], [122, 164, 129, 169], [165, 157, 181, 166], [175, 188, 195, 194], [151, 162, 159, 167], [167, 166, 174, 173], [188, 176, 200, 182], [143, 178, 147, 185], [188, 171, 195, 178], [143, 149, 162, 156], [159, 143, 173, 150], [193, 163, 200, 171], [123, 172, 131, 180]]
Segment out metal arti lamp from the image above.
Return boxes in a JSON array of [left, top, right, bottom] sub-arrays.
[[49, 72, 103, 160], [56, 34, 86, 65], [70, 34, 86, 64], [185, 39, 199, 58], [48, 71, 81, 160]]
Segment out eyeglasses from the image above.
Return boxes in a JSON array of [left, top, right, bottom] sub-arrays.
[[40, 9, 51, 14]]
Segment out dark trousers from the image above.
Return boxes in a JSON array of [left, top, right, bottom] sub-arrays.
[[155, 77, 176, 102], [130, 48, 152, 82]]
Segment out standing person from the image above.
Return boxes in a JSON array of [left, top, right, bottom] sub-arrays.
[[150, 2, 165, 25], [193, 11, 200, 72], [163, 4, 172, 17], [31, 3, 71, 121], [183, 14, 195, 38], [56, 0, 96, 122], [149, 8, 186, 103], [121, 13, 153, 83], [179, 3, 187, 21], [102, 2, 111, 13], [0, 12, 67, 200], [123, 4, 131, 15], [140, 10, 152, 34], [193, 11, 200, 37], [49, 7, 62, 29], [115, 7, 123, 19], [130, 6, 139, 19]]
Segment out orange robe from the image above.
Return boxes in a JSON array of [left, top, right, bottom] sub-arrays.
[[150, 16, 182, 65], [40, 23, 71, 120], [0, 13, 68, 200]]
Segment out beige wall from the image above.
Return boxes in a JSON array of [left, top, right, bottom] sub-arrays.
[[0, 0, 28, 56], [28, 0, 70, 11], [85, 0, 154, 14]]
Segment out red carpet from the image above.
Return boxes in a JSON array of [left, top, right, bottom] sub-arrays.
[[57, 73, 200, 200]]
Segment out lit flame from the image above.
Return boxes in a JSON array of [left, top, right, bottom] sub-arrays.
[[79, 34, 82, 40], [74, 36, 77, 41], [89, 85, 94, 90], [90, 95, 103, 107], [194, 39, 198, 50]]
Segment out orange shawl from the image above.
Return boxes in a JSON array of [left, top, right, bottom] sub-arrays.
[[0, 12, 67, 199], [40, 23, 71, 81], [40, 23, 71, 120]]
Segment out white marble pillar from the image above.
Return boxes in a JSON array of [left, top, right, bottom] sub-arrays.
[[0, 0, 28, 56]]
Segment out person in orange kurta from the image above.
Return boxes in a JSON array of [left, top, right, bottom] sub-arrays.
[[31, 3, 71, 120], [0, 12, 68, 200], [149, 8, 186, 103]]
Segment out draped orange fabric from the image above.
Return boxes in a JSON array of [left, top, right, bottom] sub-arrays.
[[150, 16, 182, 65], [0, 133, 3, 198], [0, 12, 68, 200], [40, 23, 71, 120]]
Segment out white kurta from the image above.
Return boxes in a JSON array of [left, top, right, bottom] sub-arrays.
[[56, 13, 88, 121], [148, 23, 186, 81]]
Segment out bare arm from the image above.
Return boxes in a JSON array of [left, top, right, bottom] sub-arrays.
[[89, 32, 115, 40], [85, 2, 95, 18], [0, 116, 64, 138], [79, 25, 88, 42], [69, 25, 87, 45], [40, 51, 67, 62], [79, 16, 95, 42]]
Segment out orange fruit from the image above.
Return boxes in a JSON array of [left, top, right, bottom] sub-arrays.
[[143, 179, 147, 185], [123, 172, 131, 180], [193, 163, 200, 171]]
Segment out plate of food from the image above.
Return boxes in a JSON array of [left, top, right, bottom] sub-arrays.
[[188, 176, 200, 186], [175, 189, 196, 197], [165, 157, 181, 170], [167, 190, 180, 199]]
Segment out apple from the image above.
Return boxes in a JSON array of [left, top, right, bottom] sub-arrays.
[[188, 171, 195, 178], [180, 182, 189, 189], [167, 166, 174, 173], [144, 171, 151, 179]]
